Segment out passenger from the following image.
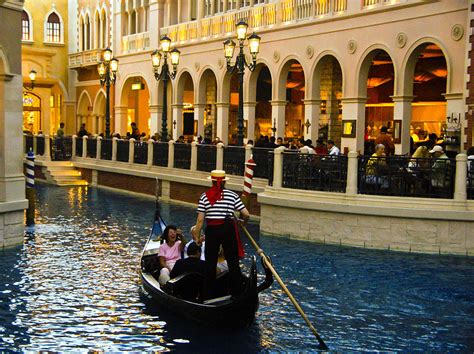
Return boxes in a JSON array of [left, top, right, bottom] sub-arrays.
[[170, 242, 206, 279], [158, 225, 186, 285], [184, 226, 205, 260], [192, 169, 249, 299]]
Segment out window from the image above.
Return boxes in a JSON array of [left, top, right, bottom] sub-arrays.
[[22, 11, 31, 41], [46, 12, 61, 43]]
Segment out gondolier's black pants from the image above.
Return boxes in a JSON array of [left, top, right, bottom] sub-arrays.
[[204, 220, 243, 299]]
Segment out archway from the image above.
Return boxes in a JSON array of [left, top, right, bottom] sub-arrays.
[[77, 90, 92, 133], [22, 92, 42, 134], [120, 76, 151, 137], [92, 90, 106, 134], [361, 49, 395, 154], [197, 68, 217, 142], [250, 64, 272, 142], [175, 71, 195, 140]]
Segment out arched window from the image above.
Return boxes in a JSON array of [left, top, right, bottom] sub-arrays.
[[101, 9, 107, 47], [46, 12, 61, 43], [85, 14, 91, 49], [95, 11, 100, 48], [22, 10, 32, 41]]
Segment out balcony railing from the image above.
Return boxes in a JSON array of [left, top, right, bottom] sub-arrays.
[[68, 49, 102, 68], [24, 135, 473, 202], [121, 32, 150, 53]]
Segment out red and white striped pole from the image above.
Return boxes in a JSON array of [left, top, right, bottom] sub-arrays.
[[241, 155, 256, 206]]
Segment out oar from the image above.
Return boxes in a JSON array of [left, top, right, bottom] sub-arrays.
[[240, 224, 329, 351]]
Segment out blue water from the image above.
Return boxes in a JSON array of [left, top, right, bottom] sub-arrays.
[[0, 184, 473, 352]]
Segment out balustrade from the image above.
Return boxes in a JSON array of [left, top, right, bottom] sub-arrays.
[[252, 147, 274, 178], [52, 136, 72, 161], [224, 146, 246, 176], [75, 138, 83, 157], [25, 135, 33, 153], [174, 143, 192, 170], [197, 145, 217, 172], [87, 138, 97, 158], [101, 139, 113, 160], [134, 141, 148, 165], [153, 142, 169, 167], [116, 140, 129, 163]]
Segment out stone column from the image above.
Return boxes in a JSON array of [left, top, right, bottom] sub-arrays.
[[96, 136, 102, 160], [216, 142, 224, 170], [114, 105, 129, 136], [72, 135, 77, 159], [303, 99, 321, 142], [391, 95, 413, 155], [190, 141, 198, 171], [149, 104, 162, 138], [216, 102, 230, 145], [92, 114, 98, 135], [33, 135, 38, 155], [244, 101, 257, 142], [82, 136, 88, 158], [454, 153, 467, 201], [271, 100, 287, 139], [44, 135, 51, 161], [340, 97, 366, 155], [129, 138, 135, 164], [147, 139, 154, 166], [345, 151, 358, 195], [197, 0, 205, 19], [172, 103, 184, 140], [112, 137, 118, 161], [272, 146, 286, 188], [168, 140, 175, 168], [194, 103, 206, 137]]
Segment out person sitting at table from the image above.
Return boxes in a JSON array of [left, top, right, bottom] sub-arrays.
[[365, 144, 389, 189], [467, 146, 474, 172], [327, 139, 340, 156], [408, 145, 429, 171], [158, 225, 186, 285], [429, 145, 449, 188], [375, 126, 395, 156]]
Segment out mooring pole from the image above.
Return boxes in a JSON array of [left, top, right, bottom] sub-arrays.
[[25, 150, 35, 226]]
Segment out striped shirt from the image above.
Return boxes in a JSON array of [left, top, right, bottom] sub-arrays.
[[197, 189, 245, 220]]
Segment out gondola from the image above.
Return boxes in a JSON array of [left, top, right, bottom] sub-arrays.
[[139, 205, 273, 328]]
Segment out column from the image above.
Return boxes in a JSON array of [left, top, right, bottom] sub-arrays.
[[391, 95, 413, 155], [190, 141, 198, 171], [92, 114, 98, 135], [272, 146, 286, 188], [303, 99, 321, 142], [244, 101, 256, 142], [129, 138, 135, 164], [340, 97, 366, 154], [187, 0, 193, 21], [216, 142, 224, 170], [76, 115, 82, 134], [194, 103, 206, 137], [211, 0, 215, 15], [147, 139, 154, 166], [345, 151, 358, 195], [112, 137, 118, 161], [149, 0, 164, 49], [172, 103, 184, 140], [177, 0, 182, 23], [71, 135, 77, 159], [168, 140, 175, 168], [149, 104, 162, 139], [197, 0, 205, 19], [270, 100, 287, 139], [114, 105, 128, 136], [216, 102, 230, 145], [44, 135, 51, 161], [223, 0, 228, 12], [82, 136, 88, 157], [454, 154, 467, 201], [96, 136, 102, 160]]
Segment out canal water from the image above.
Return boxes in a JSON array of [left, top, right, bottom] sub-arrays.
[[0, 184, 473, 352]]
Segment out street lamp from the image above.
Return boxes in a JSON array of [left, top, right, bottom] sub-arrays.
[[23, 69, 36, 91], [98, 47, 119, 138], [151, 36, 180, 142], [224, 21, 261, 146]]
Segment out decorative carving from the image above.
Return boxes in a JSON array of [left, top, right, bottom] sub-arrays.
[[217, 58, 224, 69], [396, 32, 407, 48], [273, 50, 280, 63], [194, 62, 200, 71], [347, 40, 357, 54], [451, 24, 464, 41], [305, 46, 314, 59]]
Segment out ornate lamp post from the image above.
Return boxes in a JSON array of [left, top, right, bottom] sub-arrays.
[[98, 47, 119, 138], [224, 21, 261, 146], [23, 69, 36, 91], [151, 36, 180, 142]]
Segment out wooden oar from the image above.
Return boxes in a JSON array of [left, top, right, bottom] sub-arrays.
[[240, 224, 329, 351]]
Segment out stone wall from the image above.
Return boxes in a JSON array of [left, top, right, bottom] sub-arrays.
[[0, 211, 25, 248], [259, 187, 474, 256]]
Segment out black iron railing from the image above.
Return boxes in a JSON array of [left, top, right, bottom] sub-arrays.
[[252, 147, 273, 179], [134, 141, 148, 164], [75, 138, 83, 157], [282, 153, 347, 192], [25, 135, 33, 153], [153, 142, 169, 167], [468, 160, 474, 200], [174, 143, 191, 170], [52, 136, 72, 161], [358, 156, 455, 199], [197, 145, 217, 172], [224, 146, 246, 176], [101, 139, 112, 160], [116, 140, 129, 162], [87, 138, 97, 158]]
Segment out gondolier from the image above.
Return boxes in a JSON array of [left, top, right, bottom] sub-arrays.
[[193, 169, 250, 299]]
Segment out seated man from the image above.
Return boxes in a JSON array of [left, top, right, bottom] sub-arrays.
[[169, 242, 206, 301]]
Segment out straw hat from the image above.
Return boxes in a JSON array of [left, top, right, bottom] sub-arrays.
[[207, 169, 229, 181]]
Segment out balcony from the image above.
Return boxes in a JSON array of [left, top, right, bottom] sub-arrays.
[[121, 32, 151, 54], [68, 49, 102, 68], [161, 0, 422, 45]]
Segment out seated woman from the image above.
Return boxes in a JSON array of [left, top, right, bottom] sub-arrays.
[[158, 225, 185, 285], [365, 144, 389, 188], [408, 145, 429, 171]]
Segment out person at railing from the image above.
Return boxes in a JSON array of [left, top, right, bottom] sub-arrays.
[[407, 146, 429, 171], [429, 145, 449, 188], [255, 135, 268, 147], [314, 138, 328, 155], [130, 122, 141, 140], [177, 135, 186, 144], [327, 139, 340, 156], [212, 137, 222, 145], [197, 135, 203, 144], [299, 139, 315, 154], [57, 122, 65, 138], [265, 136, 278, 148], [375, 126, 394, 156], [55, 122, 66, 160], [467, 147, 474, 172], [77, 123, 89, 138], [246, 139, 254, 146], [365, 144, 389, 188], [139, 132, 147, 142]]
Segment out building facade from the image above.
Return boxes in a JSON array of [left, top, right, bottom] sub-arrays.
[[69, 0, 471, 154]]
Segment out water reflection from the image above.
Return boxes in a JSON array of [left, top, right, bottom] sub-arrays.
[[0, 184, 473, 351]]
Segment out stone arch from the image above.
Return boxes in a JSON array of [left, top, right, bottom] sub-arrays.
[[94, 8, 101, 49], [77, 90, 92, 115], [310, 51, 345, 99], [119, 73, 151, 134], [275, 55, 308, 101], [356, 44, 397, 98], [92, 89, 106, 115], [118, 72, 153, 106], [174, 69, 195, 104], [0, 45, 11, 77], [401, 37, 451, 96], [245, 58, 274, 102], [196, 66, 218, 104]]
